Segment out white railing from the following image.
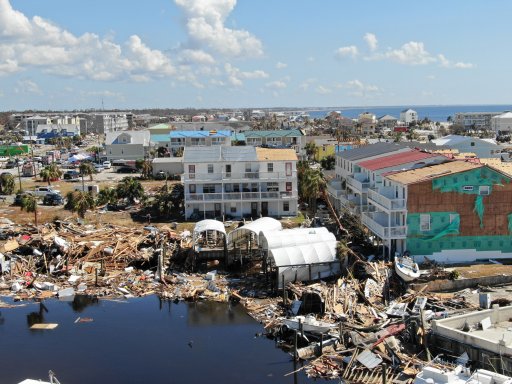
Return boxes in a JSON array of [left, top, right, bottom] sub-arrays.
[[185, 191, 295, 201], [346, 176, 370, 192], [183, 171, 296, 182], [361, 212, 407, 239], [367, 189, 406, 211]]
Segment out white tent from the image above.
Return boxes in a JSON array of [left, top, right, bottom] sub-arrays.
[[67, 154, 92, 163], [259, 227, 335, 250], [193, 219, 226, 250], [227, 217, 282, 246]]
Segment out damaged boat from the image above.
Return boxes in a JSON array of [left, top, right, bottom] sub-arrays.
[[395, 255, 421, 282], [281, 315, 337, 334]]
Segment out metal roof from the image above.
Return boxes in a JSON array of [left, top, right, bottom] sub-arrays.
[[337, 142, 410, 161], [259, 227, 335, 250], [228, 217, 282, 246], [244, 129, 303, 138], [169, 130, 231, 138], [358, 150, 442, 171], [150, 134, 171, 142], [384, 161, 482, 185], [183, 146, 257, 162]]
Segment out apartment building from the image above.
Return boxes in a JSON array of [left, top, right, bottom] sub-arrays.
[[454, 112, 501, 131], [183, 146, 298, 220], [243, 129, 304, 156]]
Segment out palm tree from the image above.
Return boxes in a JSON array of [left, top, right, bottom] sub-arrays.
[[116, 177, 145, 204], [66, 191, 95, 218], [21, 193, 38, 226], [0, 173, 15, 195], [96, 187, 118, 206], [300, 168, 325, 213], [39, 164, 62, 185], [304, 142, 318, 162], [136, 159, 152, 179], [79, 162, 95, 190]]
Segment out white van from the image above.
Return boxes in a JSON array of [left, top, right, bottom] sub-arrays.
[[74, 184, 100, 195], [102, 161, 112, 169]]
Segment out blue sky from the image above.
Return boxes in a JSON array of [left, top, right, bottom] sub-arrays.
[[0, 0, 510, 110]]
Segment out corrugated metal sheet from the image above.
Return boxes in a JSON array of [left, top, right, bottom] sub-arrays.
[[358, 150, 440, 171]]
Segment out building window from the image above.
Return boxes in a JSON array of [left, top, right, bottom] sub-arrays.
[[230, 206, 236, 213], [420, 214, 430, 231], [462, 185, 474, 191], [225, 164, 231, 176], [285, 162, 292, 176], [286, 182, 292, 192], [208, 164, 214, 173], [203, 184, 215, 193], [189, 184, 196, 194], [449, 214, 457, 223], [267, 163, 273, 172], [283, 201, 289, 212], [245, 163, 251, 172], [188, 165, 195, 179], [479, 186, 490, 195]]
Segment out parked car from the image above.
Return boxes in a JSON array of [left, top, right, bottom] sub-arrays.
[[34, 186, 61, 197], [5, 160, 16, 169], [94, 164, 104, 172], [43, 193, 64, 206], [155, 171, 167, 180], [63, 170, 80, 181], [117, 167, 138, 174], [14, 191, 34, 206], [102, 161, 112, 169]]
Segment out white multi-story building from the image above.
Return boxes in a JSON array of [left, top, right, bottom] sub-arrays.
[[491, 112, 512, 134], [399, 109, 418, 125], [183, 146, 298, 220], [105, 130, 152, 161], [81, 113, 129, 134], [454, 112, 501, 131], [23, 115, 51, 136]]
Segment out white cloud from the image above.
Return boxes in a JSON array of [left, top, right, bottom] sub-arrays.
[[276, 61, 287, 69], [299, 78, 316, 91], [0, 0, 177, 81], [315, 85, 331, 94], [224, 63, 268, 86], [343, 79, 380, 97], [363, 33, 378, 51], [384, 41, 436, 65], [438, 54, 474, 69], [335, 46, 358, 59], [178, 49, 215, 65], [265, 80, 287, 89], [15, 79, 42, 95], [174, 0, 263, 57]]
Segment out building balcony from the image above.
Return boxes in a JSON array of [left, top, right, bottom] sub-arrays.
[[183, 171, 296, 182], [326, 179, 344, 198], [361, 212, 407, 240], [367, 188, 406, 212], [185, 191, 296, 202], [346, 176, 370, 193]]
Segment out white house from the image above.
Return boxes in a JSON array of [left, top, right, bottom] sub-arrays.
[[105, 130, 152, 161], [432, 135, 505, 159], [399, 109, 418, 125], [491, 112, 512, 134], [183, 146, 298, 220]]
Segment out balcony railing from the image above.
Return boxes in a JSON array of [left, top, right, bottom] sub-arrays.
[[367, 189, 406, 211], [346, 176, 370, 192], [361, 212, 407, 240], [185, 191, 295, 202], [183, 171, 296, 182]]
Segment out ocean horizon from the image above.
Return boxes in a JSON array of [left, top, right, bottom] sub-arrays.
[[305, 104, 512, 122]]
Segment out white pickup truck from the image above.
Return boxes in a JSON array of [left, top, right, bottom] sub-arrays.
[[34, 186, 61, 197]]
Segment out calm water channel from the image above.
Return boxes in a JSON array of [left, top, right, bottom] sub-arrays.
[[0, 295, 331, 384]]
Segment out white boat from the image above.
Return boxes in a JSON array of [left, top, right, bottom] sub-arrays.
[[414, 364, 512, 384], [395, 256, 421, 282], [281, 315, 337, 334], [18, 370, 61, 384]]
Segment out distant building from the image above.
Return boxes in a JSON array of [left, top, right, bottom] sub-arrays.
[[105, 130, 152, 161], [491, 112, 512, 134], [36, 124, 81, 142], [432, 135, 505, 159], [454, 111, 501, 131], [23, 115, 51, 136], [155, 130, 232, 155], [243, 129, 304, 156], [378, 115, 398, 129], [81, 113, 129, 135], [399, 109, 418, 125]]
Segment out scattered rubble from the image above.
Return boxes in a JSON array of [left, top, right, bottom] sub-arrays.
[[0, 219, 501, 381]]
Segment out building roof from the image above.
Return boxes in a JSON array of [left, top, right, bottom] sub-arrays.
[[337, 142, 410, 161], [169, 130, 231, 138], [255, 147, 298, 161], [401, 108, 416, 113], [152, 157, 182, 164], [494, 112, 512, 119], [150, 134, 171, 142], [105, 130, 151, 145], [244, 129, 303, 138], [148, 123, 172, 130], [378, 115, 397, 121], [358, 150, 442, 171], [183, 146, 256, 162], [231, 132, 246, 142], [384, 161, 482, 185], [432, 135, 498, 147]]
